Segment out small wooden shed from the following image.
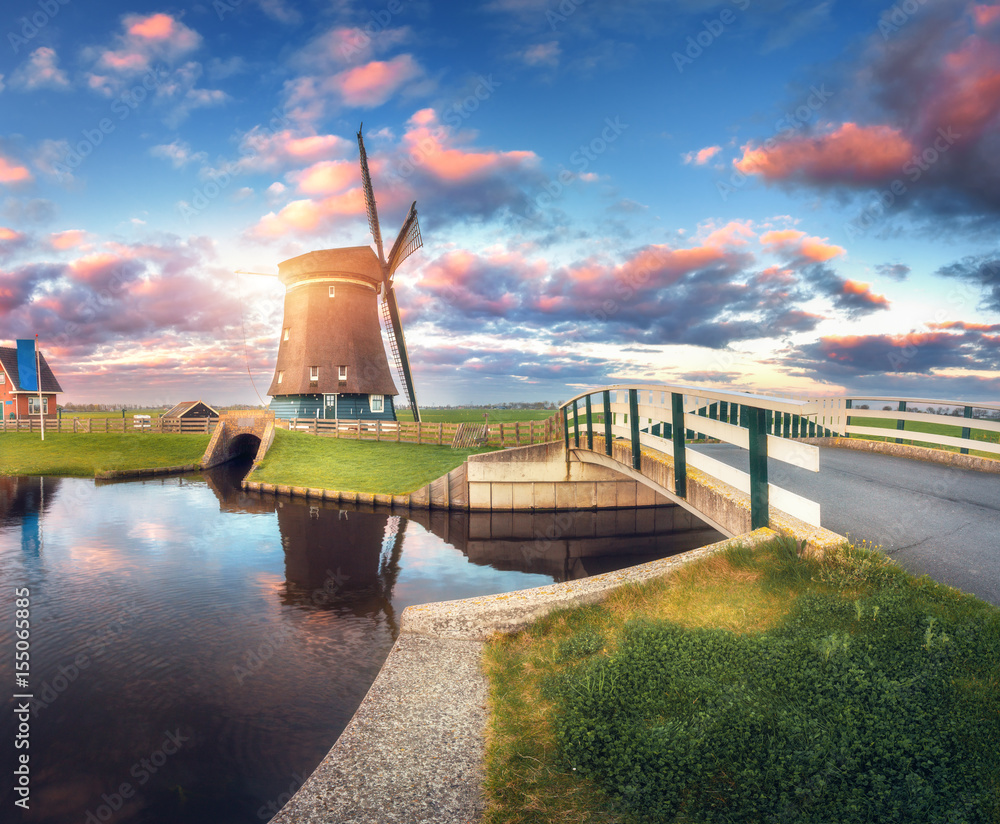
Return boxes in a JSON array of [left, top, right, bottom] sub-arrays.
[[162, 400, 219, 422]]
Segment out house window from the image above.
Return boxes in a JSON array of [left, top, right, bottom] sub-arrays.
[[277, 371, 284, 384], [283, 328, 289, 341], [28, 397, 48, 415], [370, 394, 384, 413], [338, 366, 348, 381], [0, 372, 5, 385], [329, 286, 336, 298], [310, 366, 319, 380]]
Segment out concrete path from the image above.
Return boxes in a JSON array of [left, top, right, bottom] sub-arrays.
[[692, 443, 1000, 607]]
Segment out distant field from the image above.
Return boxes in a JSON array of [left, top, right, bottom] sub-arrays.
[[57, 408, 168, 419], [848, 414, 999, 459]]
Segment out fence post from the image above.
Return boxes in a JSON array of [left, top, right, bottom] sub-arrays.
[[671, 392, 686, 497], [603, 390, 612, 456], [745, 405, 769, 530], [961, 406, 973, 455], [628, 389, 641, 470], [895, 400, 906, 444], [585, 395, 593, 451], [572, 400, 580, 448]]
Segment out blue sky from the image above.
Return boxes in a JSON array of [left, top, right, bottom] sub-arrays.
[[1, 0, 998, 406]]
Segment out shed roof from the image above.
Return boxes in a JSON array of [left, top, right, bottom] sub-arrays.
[[0, 347, 64, 393], [163, 400, 219, 419]]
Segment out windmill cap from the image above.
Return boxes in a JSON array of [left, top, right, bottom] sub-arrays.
[[277, 245, 383, 287]]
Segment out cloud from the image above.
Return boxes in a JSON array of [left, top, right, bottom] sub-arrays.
[[0, 153, 32, 185], [727, 4, 1000, 220], [778, 329, 998, 382], [520, 41, 561, 67], [802, 263, 890, 316], [759, 229, 844, 262], [936, 253, 1000, 312], [48, 230, 88, 250], [0, 74, 5, 92], [150, 140, 208, 169], [683, 145, 721, 165], [96, 13, 202, 76], [875, 263, 910, 281], [10, 47, 71, 91]]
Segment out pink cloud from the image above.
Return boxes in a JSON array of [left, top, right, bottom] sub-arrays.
[[401, 109, 538, 183], [11, 47, 70, 91], [683, 145, 721, 165], [0, 155, 32, 184], [840, 279, 889, 307], [335, 55, 423, 107], [234, 129, 352, 174], [93, 13, 201, 79], [250, 190, 367, 237], [128, 13, 178, 39], [288, 160, 357, 195], [702, 221, 756, 248], [0, 227, 24, 242], [973, 4, 1000, 27], [760, 229, 844, 262], [49, 230, 88, 250], [735, 122, 915, 184]]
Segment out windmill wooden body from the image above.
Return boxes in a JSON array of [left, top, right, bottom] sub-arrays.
[[262, 127, 423, 422]]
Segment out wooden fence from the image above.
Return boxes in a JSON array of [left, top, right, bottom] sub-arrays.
[[275, 415, 560, 448], [0, 416, 217, 434]]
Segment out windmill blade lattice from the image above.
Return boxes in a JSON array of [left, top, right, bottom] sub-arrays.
[[357, 126, 385, 264], [387, 203, 423, 281]]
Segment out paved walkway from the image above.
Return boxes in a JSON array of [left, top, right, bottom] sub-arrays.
[[692, 443, 1000, 607]]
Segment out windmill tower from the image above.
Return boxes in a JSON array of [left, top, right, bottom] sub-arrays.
[[263, 126, 423, 422]]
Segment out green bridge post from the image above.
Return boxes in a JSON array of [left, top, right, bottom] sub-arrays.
[[573, 399, 580, 448], [585, 395, 593, 451], [896, 400, 906, 444], [562, 406, 569, 450], [603, 390, 612, 456], [744, 405, 769, 530], [628, 389, 641, 470], [671, 392, 687, 497], [961, 405, 973, 455], [845, 399, 852, 437]]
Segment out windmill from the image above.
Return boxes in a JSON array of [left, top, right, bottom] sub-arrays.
[[247, 127, 424, 423], [358, 124, 423, 422]]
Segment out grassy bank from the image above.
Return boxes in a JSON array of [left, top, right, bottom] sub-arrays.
[[483, 537, 1000, 824], [251, 427, 493, 494], [0, 432, 210, 476]]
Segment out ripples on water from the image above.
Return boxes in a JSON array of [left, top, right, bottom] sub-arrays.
[[0, 461, 721, 823]]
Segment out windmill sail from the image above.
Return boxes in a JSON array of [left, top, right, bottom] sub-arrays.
[[357, 126, 422, 422], [357, 125, 385, 264]]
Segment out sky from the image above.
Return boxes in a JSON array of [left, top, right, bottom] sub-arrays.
[[0, 0, 998, 408]]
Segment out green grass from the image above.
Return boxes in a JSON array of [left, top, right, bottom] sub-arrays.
[[396, 408, 557, 423], [251, 426, 494, 494], [483, 537, 1000, 824], [849, 414, 999, 459], [0, 432, 211, 476]]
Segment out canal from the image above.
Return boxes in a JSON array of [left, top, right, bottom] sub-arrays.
[[0, 459, 721, 823]]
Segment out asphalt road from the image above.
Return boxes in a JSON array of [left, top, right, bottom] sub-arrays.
[[690, 443, 1000, 607]]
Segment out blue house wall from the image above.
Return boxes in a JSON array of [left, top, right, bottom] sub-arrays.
[[269, 393, 396, 421]]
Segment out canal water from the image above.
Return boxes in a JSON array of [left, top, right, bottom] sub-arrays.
[[0, 460, 721, 823]]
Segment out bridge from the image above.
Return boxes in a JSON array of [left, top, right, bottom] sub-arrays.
[[202, 410, 275, 469], [557, 384, 1000, 604]]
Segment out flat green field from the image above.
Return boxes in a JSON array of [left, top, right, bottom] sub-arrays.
[[848, 414, 999, 459], [251, 427, 493, 494], [0, 432, 211, 476]]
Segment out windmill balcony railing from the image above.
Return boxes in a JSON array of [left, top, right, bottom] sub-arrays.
[[560, 384, 826, 531]]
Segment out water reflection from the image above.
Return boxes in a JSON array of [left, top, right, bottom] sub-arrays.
[[0, 463, 721, 824]]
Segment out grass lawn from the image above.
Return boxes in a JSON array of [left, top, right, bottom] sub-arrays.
[[0, 432, 211, 476], [483, 536, 1000, 824], [251, 427, 494, 494], [848, 414, 999, 459]]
